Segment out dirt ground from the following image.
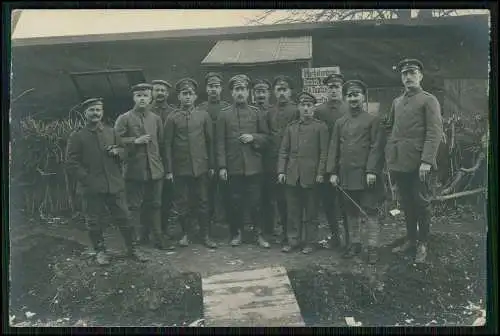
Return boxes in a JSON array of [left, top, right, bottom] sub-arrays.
[[8, 201, 488, 327]]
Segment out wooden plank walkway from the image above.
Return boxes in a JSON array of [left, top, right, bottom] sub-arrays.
[[202, 266, 305, 327]]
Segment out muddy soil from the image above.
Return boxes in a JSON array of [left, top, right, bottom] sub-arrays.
[[10, 234, 203, 327], [8, 203, 488, 327], [288, 231, 487, 326]]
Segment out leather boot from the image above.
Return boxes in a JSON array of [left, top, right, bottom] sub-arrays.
[[230, 230, 242, 247], [88, 229, 105, 253], [257, 234, 270, 249], [179, 234, 189, 247], [204, 236, 218, 249], [367, 247, 378, 264]]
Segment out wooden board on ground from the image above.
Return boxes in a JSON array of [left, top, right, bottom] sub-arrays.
[[202, 266, 305, 327]]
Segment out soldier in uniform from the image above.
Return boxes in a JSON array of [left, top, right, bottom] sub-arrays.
[[150, 79, 176, 245], [315, 73, 348, 250], [150, 79, 176, 125], [66, 98, 145, 265], [216, 74, 270, 248], [264, 75, 300, 243], [164, 78, 217, 248], [384, 59, 444, 263], [114, 83, 167, 250], [251, 79, 275, 239], [278, 92, 328, 254], [327, 80, 384, 263], [198, 72, 231, 228]]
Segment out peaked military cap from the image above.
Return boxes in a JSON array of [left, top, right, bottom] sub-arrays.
[[272, 75, 294, 89], [228, 74, 251, 89], [395, 58, 424, 73], [253, 79, 272, 90], [205, 72, 224, 85], [151, 79, 173, 89], [81, 98, 103, 111], [343, 80, 368, 96], [323, 73, 345, 85], [296, 91, 317, 105], [131, 83, 153, 93], [175, 78, 198, 93]]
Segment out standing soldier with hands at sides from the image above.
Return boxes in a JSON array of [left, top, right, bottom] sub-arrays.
[[164, 78, 217, 248], [216, 74, 270, 248], [251, 79, 276, 240], [114, 83, 167, 250], [149, 79, 176, 246], [66, 98, 146, 265], [198, 73, 231, 228], [264, 75, 300, 243], [277, 92, 329, 254], [327, 80, 384, 263], [385, 59, 443, 263], [315, 73, 348, 250]]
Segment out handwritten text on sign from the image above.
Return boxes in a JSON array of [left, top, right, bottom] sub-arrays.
[[301, 66, 340, 105]]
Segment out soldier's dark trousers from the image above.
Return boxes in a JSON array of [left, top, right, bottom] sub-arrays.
[[285, 186, 318, 246], [391, 170, 432, 244], [226, 174, 263, 238], [261, 173, 287, 237], [209, 176, 227, 225], [161, 179, 174, 237], [320, 182, 342, 238], [84, 191, 135, 252], [340, 189, 380, 247], [170, 174, 211, 238], [126, 179, 163, 244]]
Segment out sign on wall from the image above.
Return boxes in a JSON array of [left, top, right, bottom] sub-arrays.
[[301, 66, 340, 105]]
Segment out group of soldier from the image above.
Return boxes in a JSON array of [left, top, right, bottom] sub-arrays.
[[66, 57, 443, 267]]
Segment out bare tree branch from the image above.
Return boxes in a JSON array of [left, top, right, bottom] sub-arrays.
[[246, 9, 460, 26]]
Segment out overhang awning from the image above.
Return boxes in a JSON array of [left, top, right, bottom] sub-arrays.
[[201, 36, 312, 66]]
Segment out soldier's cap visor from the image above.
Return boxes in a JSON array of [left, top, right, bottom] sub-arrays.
[[151, 80, 172, 88], [131, 83, 153, 93], [81, 98, 103, 110]]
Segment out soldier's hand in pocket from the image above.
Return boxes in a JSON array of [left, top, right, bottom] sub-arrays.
[[278, 174, 286, 184], [366, 173, 377, 186], [330, 174, 339, 186]]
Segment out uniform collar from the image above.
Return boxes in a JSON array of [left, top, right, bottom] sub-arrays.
[[299, 117, 313, 125], [404, 86, 423, 97], [132, 107, 150, 117], [208, 97, 221, 104], [86, 121, 104, 132], [348, 108, 363, 117], [180, 105, 195, 115]]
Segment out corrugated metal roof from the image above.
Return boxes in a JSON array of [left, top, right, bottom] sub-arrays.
[[201, 36, 312, 65]]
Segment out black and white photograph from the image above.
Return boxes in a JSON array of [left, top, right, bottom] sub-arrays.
[[8, 8, 491, 328]]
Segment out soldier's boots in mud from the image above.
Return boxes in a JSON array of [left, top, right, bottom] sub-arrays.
[[414, 242, 428, 263], [257, 234, 271, 249], [204, 236, 218, 249], [301, 245, 314, 255], [342, 243, 362, 259], [179, 234, 190, 247], [96, 251, 111, 266], [392, 239, 416, 254], [230, 231, 242, 247], [329, 235, 342, 250], [120, 227, 148, 262], [366, 247, 378, 264]]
